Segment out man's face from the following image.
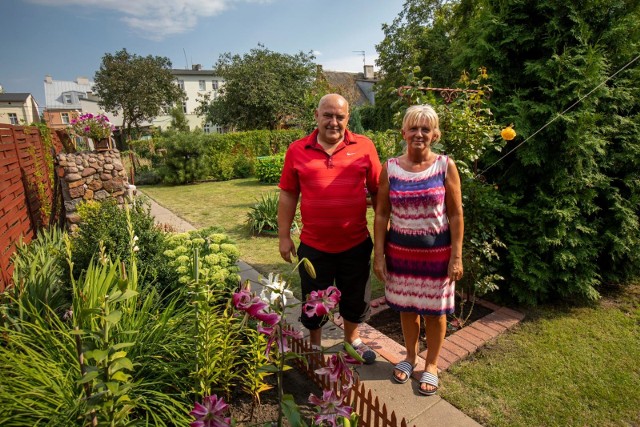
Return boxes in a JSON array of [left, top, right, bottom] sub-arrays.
[[315, 96, 349, 145]]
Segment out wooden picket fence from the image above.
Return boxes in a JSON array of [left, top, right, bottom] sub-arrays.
[[288, 328, 417, 427], [0, 124, 64, 292]]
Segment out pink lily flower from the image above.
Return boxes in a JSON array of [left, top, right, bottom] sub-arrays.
[[308, 390, 353, 427], [257, 323, 304, 356], [315, 351, 360, 391], [190, 395, 231, 427], [232, 290, 280, 326], [303, 286, 341, 318]]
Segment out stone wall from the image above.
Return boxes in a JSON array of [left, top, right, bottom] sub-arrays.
[[56, 150, 131, 227]]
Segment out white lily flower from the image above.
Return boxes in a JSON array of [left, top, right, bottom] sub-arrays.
[[259, 272, 293, 306]]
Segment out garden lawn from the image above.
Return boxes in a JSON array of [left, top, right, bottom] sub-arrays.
[[139, 178, 384, 299], [441, 284, 640, 426]]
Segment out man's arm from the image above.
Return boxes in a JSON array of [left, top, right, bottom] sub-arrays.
[[278, 189, 300, 263]]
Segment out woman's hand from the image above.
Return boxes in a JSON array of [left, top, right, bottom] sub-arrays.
[[448, 257, 463, 282], [373, 254, 387, 283]]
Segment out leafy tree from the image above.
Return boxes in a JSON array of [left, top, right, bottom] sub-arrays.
[[198, 45, 316, 130], [453, 0, 640, 304], [168, 105, 190, 132], [373, 0, 458, 130], [94, 48, 184, 142]]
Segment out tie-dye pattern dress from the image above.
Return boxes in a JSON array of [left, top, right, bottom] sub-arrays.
[[384, 155, 455, 315]]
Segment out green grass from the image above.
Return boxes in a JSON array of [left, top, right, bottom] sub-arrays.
[[441, 285, 640, 426], [140, 178, 384, 299]]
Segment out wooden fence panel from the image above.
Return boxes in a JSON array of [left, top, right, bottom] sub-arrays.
[[0, 124, 60, 292]]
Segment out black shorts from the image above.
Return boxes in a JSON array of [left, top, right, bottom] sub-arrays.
[[297, 236, 373, 330]]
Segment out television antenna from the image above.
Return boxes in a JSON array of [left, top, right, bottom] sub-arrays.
[[353, 50, 366, 65]]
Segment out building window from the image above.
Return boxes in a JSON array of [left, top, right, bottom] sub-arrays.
[[212, 80, 219, 90], [203, 123, 211, 134], [177, 80, 185, 90], [9, 113, 19, 125], [61, 113, 70, 124], [63, 94, 73, 104], [199, 80, 206, 91], [215, 126, 223, 134], [182, 101, 188, 114]]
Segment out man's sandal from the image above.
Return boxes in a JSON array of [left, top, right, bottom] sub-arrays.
[[418, 371, 439, 396], [392, 361, 416, 384]]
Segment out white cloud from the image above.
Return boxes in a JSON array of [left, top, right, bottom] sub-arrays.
[[312, 50, 323, 57], [27, 0, 269, 40]]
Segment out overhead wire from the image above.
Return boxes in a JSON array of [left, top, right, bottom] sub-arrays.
[[476, 52, 640, 177]]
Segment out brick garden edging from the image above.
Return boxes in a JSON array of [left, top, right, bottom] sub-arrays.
[[339, 296, 525, 378]]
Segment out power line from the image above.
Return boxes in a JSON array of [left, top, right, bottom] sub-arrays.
[[477, 52, 640, 177]]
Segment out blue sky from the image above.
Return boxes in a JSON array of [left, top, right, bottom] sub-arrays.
[[0, 0, 405, 107]]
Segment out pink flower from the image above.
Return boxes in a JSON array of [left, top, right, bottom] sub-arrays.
[[190, 395, 231, 427], [308, 390, 353, 427], [303, 286, 341, 318], [232, 289, 281, 326], [315, 351, 360, 391], [257, 324, 304, 356]]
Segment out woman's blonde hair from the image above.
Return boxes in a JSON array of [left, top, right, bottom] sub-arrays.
[[402, 104, 441, 142]]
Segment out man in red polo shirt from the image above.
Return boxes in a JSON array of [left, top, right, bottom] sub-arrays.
[[278, 93, 382, 363]]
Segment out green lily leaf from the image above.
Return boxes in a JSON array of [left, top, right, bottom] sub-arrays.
[[111, 371, 132, 382], [110, 289, 138, 303], [77, 370, 99, 385], [84, 349, 109, 363], [111, 342, 135, 350], [103, 310, 122, 325], [109, 350, 128, 361], [257, 365, 280, 373], [282, 394, 308, 427], [109, 357, 134, 375]]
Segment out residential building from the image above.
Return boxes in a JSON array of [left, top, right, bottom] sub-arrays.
[[321, 64, 378, 106], [42, 75, 96, 131], [0, 93, 40, 125], [152, 65, 225, 133]]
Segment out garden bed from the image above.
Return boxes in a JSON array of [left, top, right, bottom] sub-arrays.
[[366, 294, 494, 352]]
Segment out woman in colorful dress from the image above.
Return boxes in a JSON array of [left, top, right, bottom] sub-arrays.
[[373, 104, 464, 396]]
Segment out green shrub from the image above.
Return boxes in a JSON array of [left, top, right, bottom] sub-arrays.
[[6, 227, 69, 320], [255, 155, 285, 184], [157, 132, 209, 184], [247, 192, 280, 235], [72, 197, 176, 290]]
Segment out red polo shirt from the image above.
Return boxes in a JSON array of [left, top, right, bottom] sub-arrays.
[[279, 129, 381, 253]]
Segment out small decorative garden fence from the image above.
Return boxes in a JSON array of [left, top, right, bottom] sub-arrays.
[[288, 327, 417, 427]]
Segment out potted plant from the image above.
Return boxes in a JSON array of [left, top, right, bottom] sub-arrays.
[[69, 113, 114, 151]]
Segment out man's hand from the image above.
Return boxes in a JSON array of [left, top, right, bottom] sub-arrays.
[[373, 254, 387, 283], [279, 236, 297, 263]]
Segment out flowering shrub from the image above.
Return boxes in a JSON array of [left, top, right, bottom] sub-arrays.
[[163, 227, 240, 294], [70, 113, 114, 141]]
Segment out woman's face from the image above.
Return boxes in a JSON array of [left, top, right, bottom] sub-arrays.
[[402, 118, 436, 150]]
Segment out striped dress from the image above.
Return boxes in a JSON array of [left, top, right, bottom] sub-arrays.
[[384, 155, 455, 316]]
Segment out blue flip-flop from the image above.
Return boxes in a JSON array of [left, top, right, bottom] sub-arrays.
[[418, 371, 439, 396], [392, 361, 416, 384]]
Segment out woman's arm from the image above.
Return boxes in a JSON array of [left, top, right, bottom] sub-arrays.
[[373, 165, 391, 282], [445, 157, 464, 281]]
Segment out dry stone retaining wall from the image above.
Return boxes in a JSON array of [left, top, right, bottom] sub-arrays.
[[56, 150, 131, 227]]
